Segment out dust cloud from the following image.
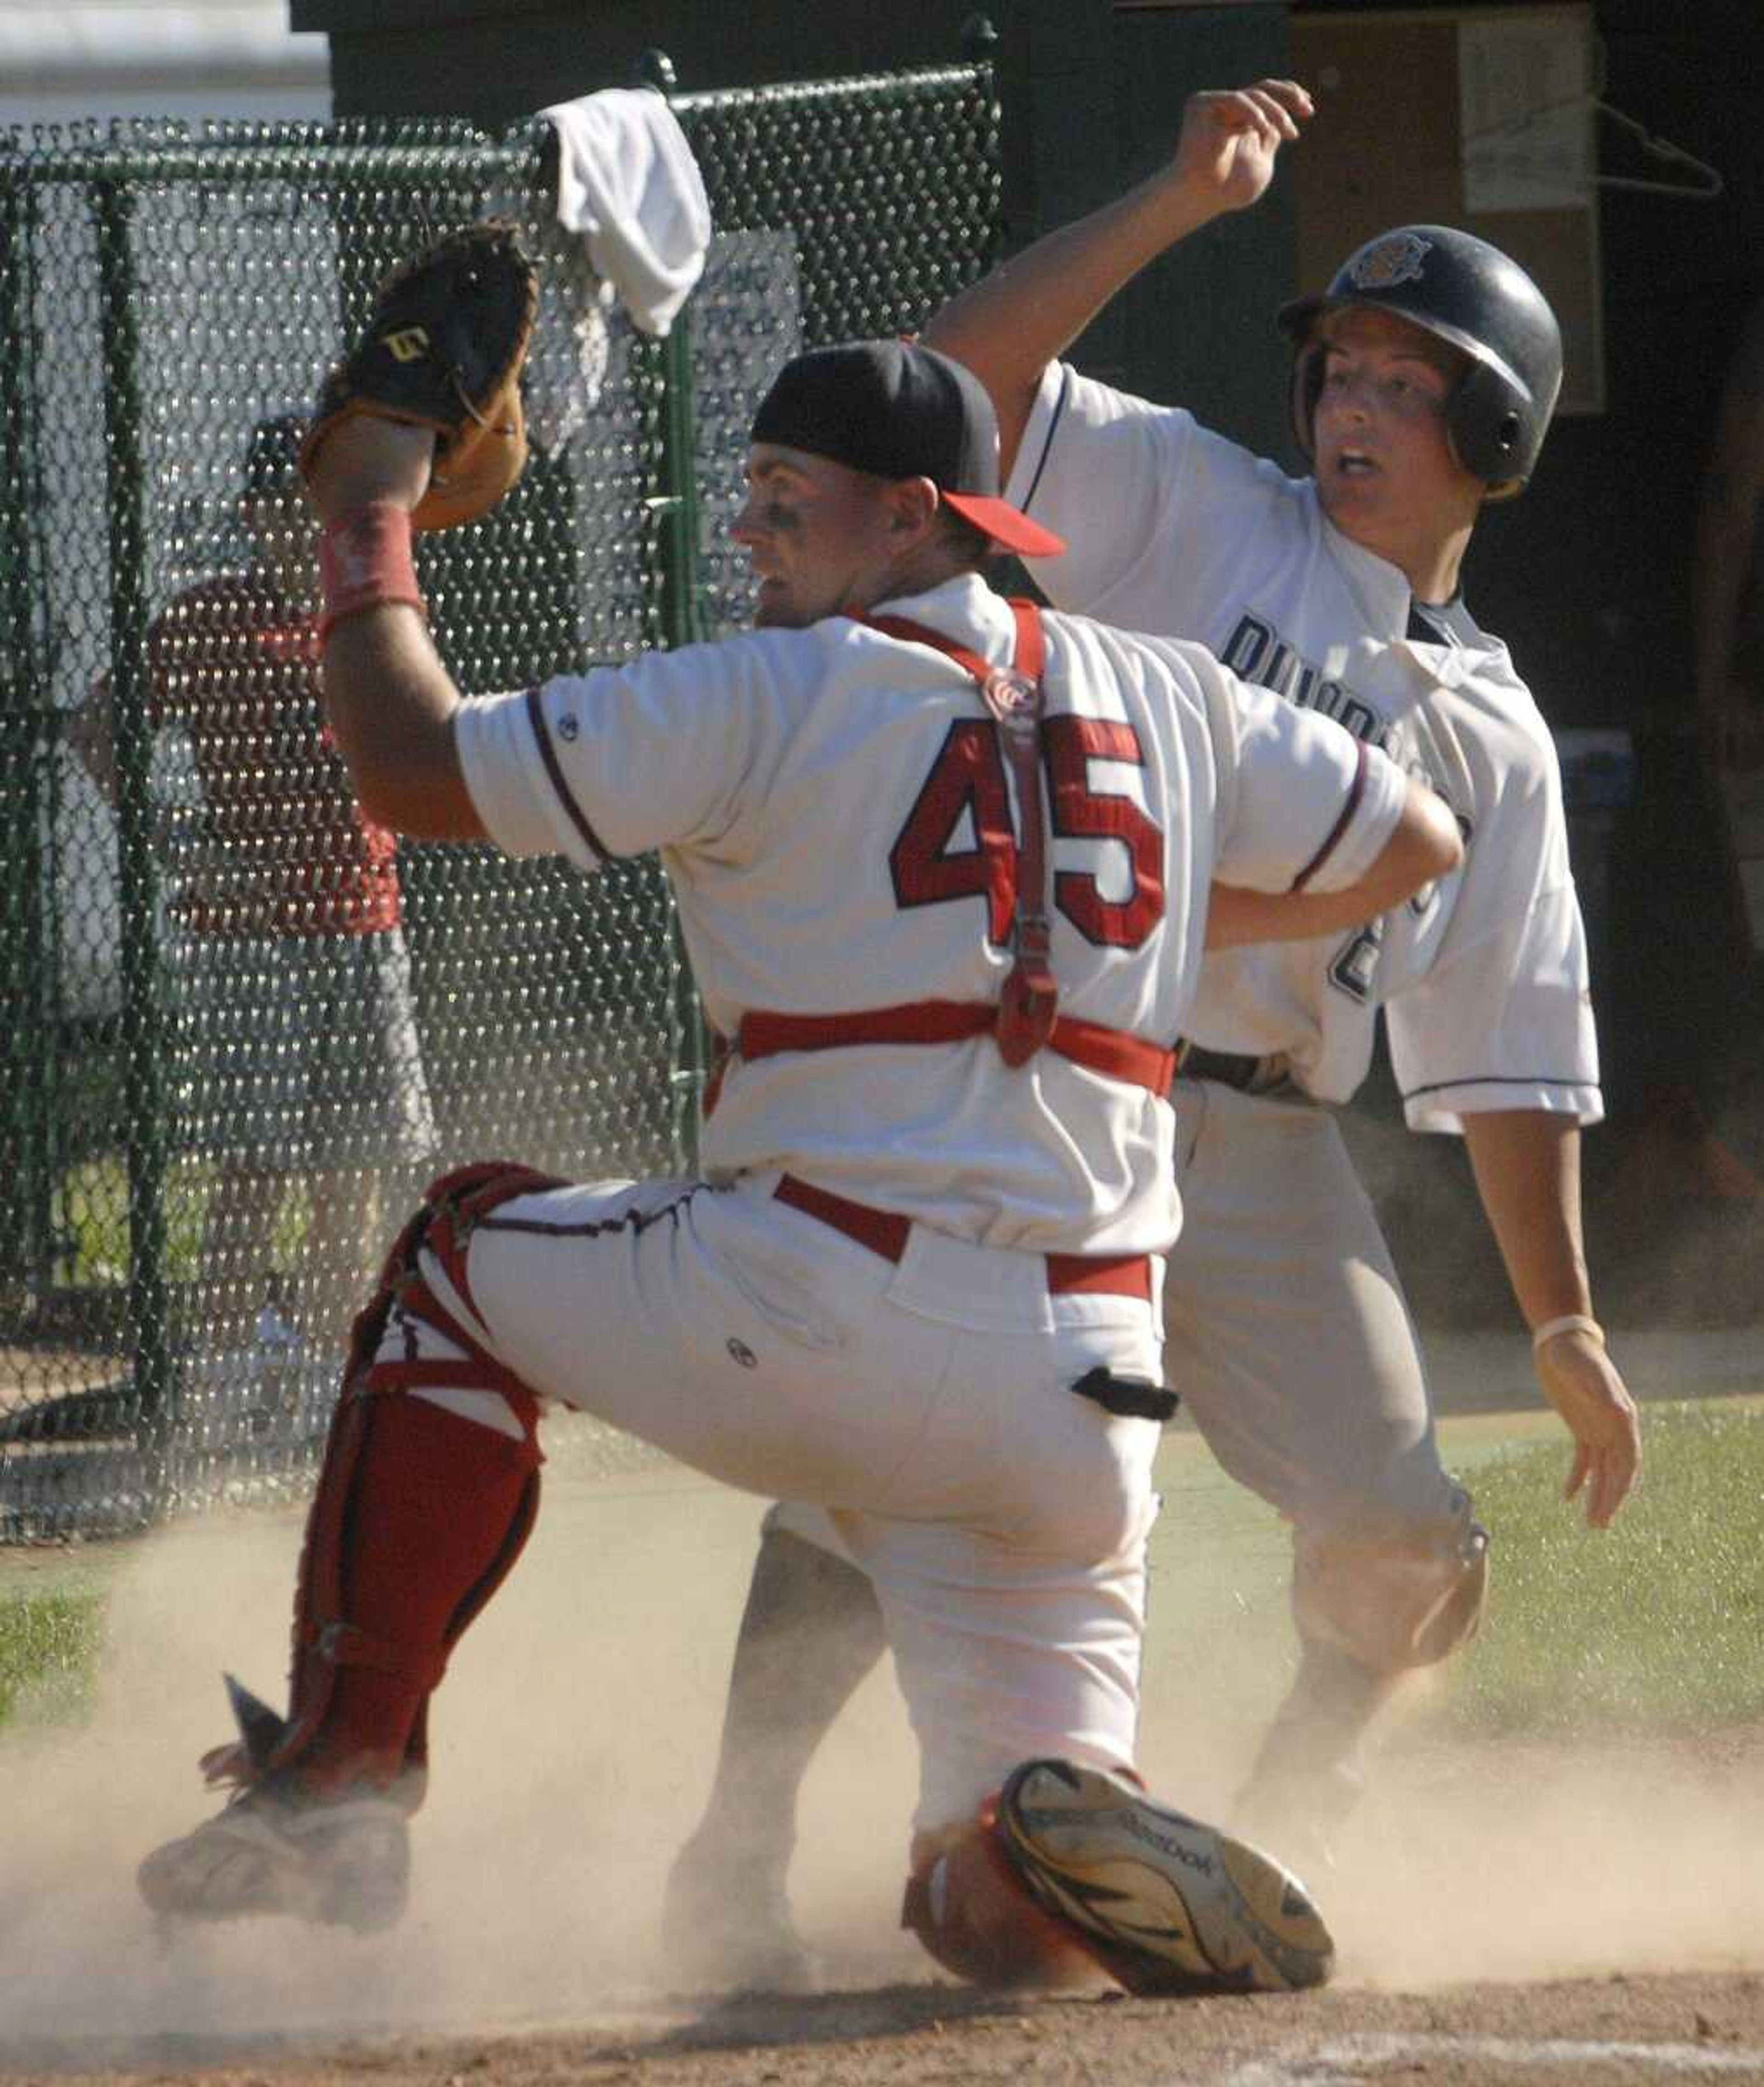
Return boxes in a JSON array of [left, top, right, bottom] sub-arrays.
[[2, 1435, 1759, 2064], [0, 1436, 921, 2060], [1138, 1616, 1764, 1994], [1331, 1713, 1764, 1990]]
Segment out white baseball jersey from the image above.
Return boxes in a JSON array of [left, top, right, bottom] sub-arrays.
[[455, 570, 1405, 1252], [1007, 363, 1601, 1132]]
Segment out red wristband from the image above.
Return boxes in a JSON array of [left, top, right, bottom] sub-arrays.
[[317, 502, 427, 642]]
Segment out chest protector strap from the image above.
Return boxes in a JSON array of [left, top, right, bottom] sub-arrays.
[[734, 1001, 1173, 1096], [865, 599, 1057, 1066], [705, 604, 1175, 1109]]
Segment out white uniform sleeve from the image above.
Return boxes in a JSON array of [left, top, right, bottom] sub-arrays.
[[453, 634, 791, 868], [1202, 654, 1408, 893], [1385, 733, 1600, 1134], [1006, 361, 1299, 624]]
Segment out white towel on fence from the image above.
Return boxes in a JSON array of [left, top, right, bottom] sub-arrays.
[[541, 88, 712, 338]]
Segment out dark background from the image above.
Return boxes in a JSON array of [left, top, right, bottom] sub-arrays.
[[290, 0, 1764, 1318]]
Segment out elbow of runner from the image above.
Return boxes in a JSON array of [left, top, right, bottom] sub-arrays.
[[1416, 782, 1465, 881], [1373, 782, 1464, 910]]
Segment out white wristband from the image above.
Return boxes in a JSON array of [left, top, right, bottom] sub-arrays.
[[1531, 1313, 1604, 1353]]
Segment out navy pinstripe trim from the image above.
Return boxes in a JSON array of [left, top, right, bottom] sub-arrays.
[[1402, 1074, 1593, 1100], [479, 1182, 700, 1240], [1016, 363, 1068, 522], [1290, 742, 1368, 894], [525, 685, 616, 862]]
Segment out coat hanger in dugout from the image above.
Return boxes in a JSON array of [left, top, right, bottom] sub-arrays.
[[1459, 34, 1724, 205]]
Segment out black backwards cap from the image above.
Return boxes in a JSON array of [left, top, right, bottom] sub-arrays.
[[751, 340, 1065, 560]]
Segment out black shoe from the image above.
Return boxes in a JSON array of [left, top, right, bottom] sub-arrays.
[[138, 1775, 410, 1933]]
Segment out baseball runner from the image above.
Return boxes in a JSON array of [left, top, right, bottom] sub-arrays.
[[135, 227, 1461, 1995], [664, 81, 1643, 1989]]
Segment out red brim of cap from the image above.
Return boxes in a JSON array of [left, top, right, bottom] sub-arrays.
[[944, 490, 1066, 561]]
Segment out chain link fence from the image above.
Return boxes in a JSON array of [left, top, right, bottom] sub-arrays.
[[0, 59, 1001, 1541]]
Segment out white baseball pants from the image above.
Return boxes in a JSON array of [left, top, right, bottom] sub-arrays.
[[398, 1169, 1165, 1830]]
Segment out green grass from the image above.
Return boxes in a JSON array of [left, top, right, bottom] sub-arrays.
[[4, 1400, 1763, 1749], [55, 1152, 316, 1290], [1419, 1400, 1764, 1738], [0, 1579, 106, 1730]]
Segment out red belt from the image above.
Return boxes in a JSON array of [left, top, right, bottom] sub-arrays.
[[774, 1173, 1153, 1303]]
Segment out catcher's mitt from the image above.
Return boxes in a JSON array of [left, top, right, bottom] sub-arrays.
[[300, 220, 539, 531]]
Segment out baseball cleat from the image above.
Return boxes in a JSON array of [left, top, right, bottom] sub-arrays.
[[660, 1833, 818, 1994], [994, 1759, 1334, 1994], [138, 1777, 411, 1933]]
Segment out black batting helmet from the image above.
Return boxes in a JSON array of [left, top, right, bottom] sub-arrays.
[[1278, 225, 1563, 498]]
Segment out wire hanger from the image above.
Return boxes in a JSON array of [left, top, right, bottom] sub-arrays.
[[1460, 34, 1724, 203], [1593, 95, 1723, 201], [1589, 29, 1722, 199]]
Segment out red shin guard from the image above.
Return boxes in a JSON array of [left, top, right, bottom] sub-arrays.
[[288, 1391, 540, 1791], [266, 1162, 559, 1796]]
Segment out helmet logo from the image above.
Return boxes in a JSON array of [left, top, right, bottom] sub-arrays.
[[1348, 231, 1432, 292]]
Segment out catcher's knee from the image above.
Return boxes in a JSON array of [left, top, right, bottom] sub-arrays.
[[341, 1159, 565, 1414], [901, 1808, 1112, 1992], [1292, 1489, 1489, 1673]]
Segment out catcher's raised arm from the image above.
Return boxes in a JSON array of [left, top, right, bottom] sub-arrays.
[[296, 222, 543, 838]]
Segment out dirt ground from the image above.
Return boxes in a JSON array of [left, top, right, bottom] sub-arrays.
[[5, 1405, 1764, 2087], [6, 1973, 1764, 2087]]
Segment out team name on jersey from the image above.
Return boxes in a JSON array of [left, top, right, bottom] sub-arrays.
[[1219, 613, 1400, 759], [1221, 612, 1477, 1005]]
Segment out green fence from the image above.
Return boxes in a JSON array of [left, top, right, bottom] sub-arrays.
[[0, 56, 1001, 1540]]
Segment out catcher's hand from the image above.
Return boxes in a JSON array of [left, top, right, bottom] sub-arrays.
[[300, 220, 539, 531]]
